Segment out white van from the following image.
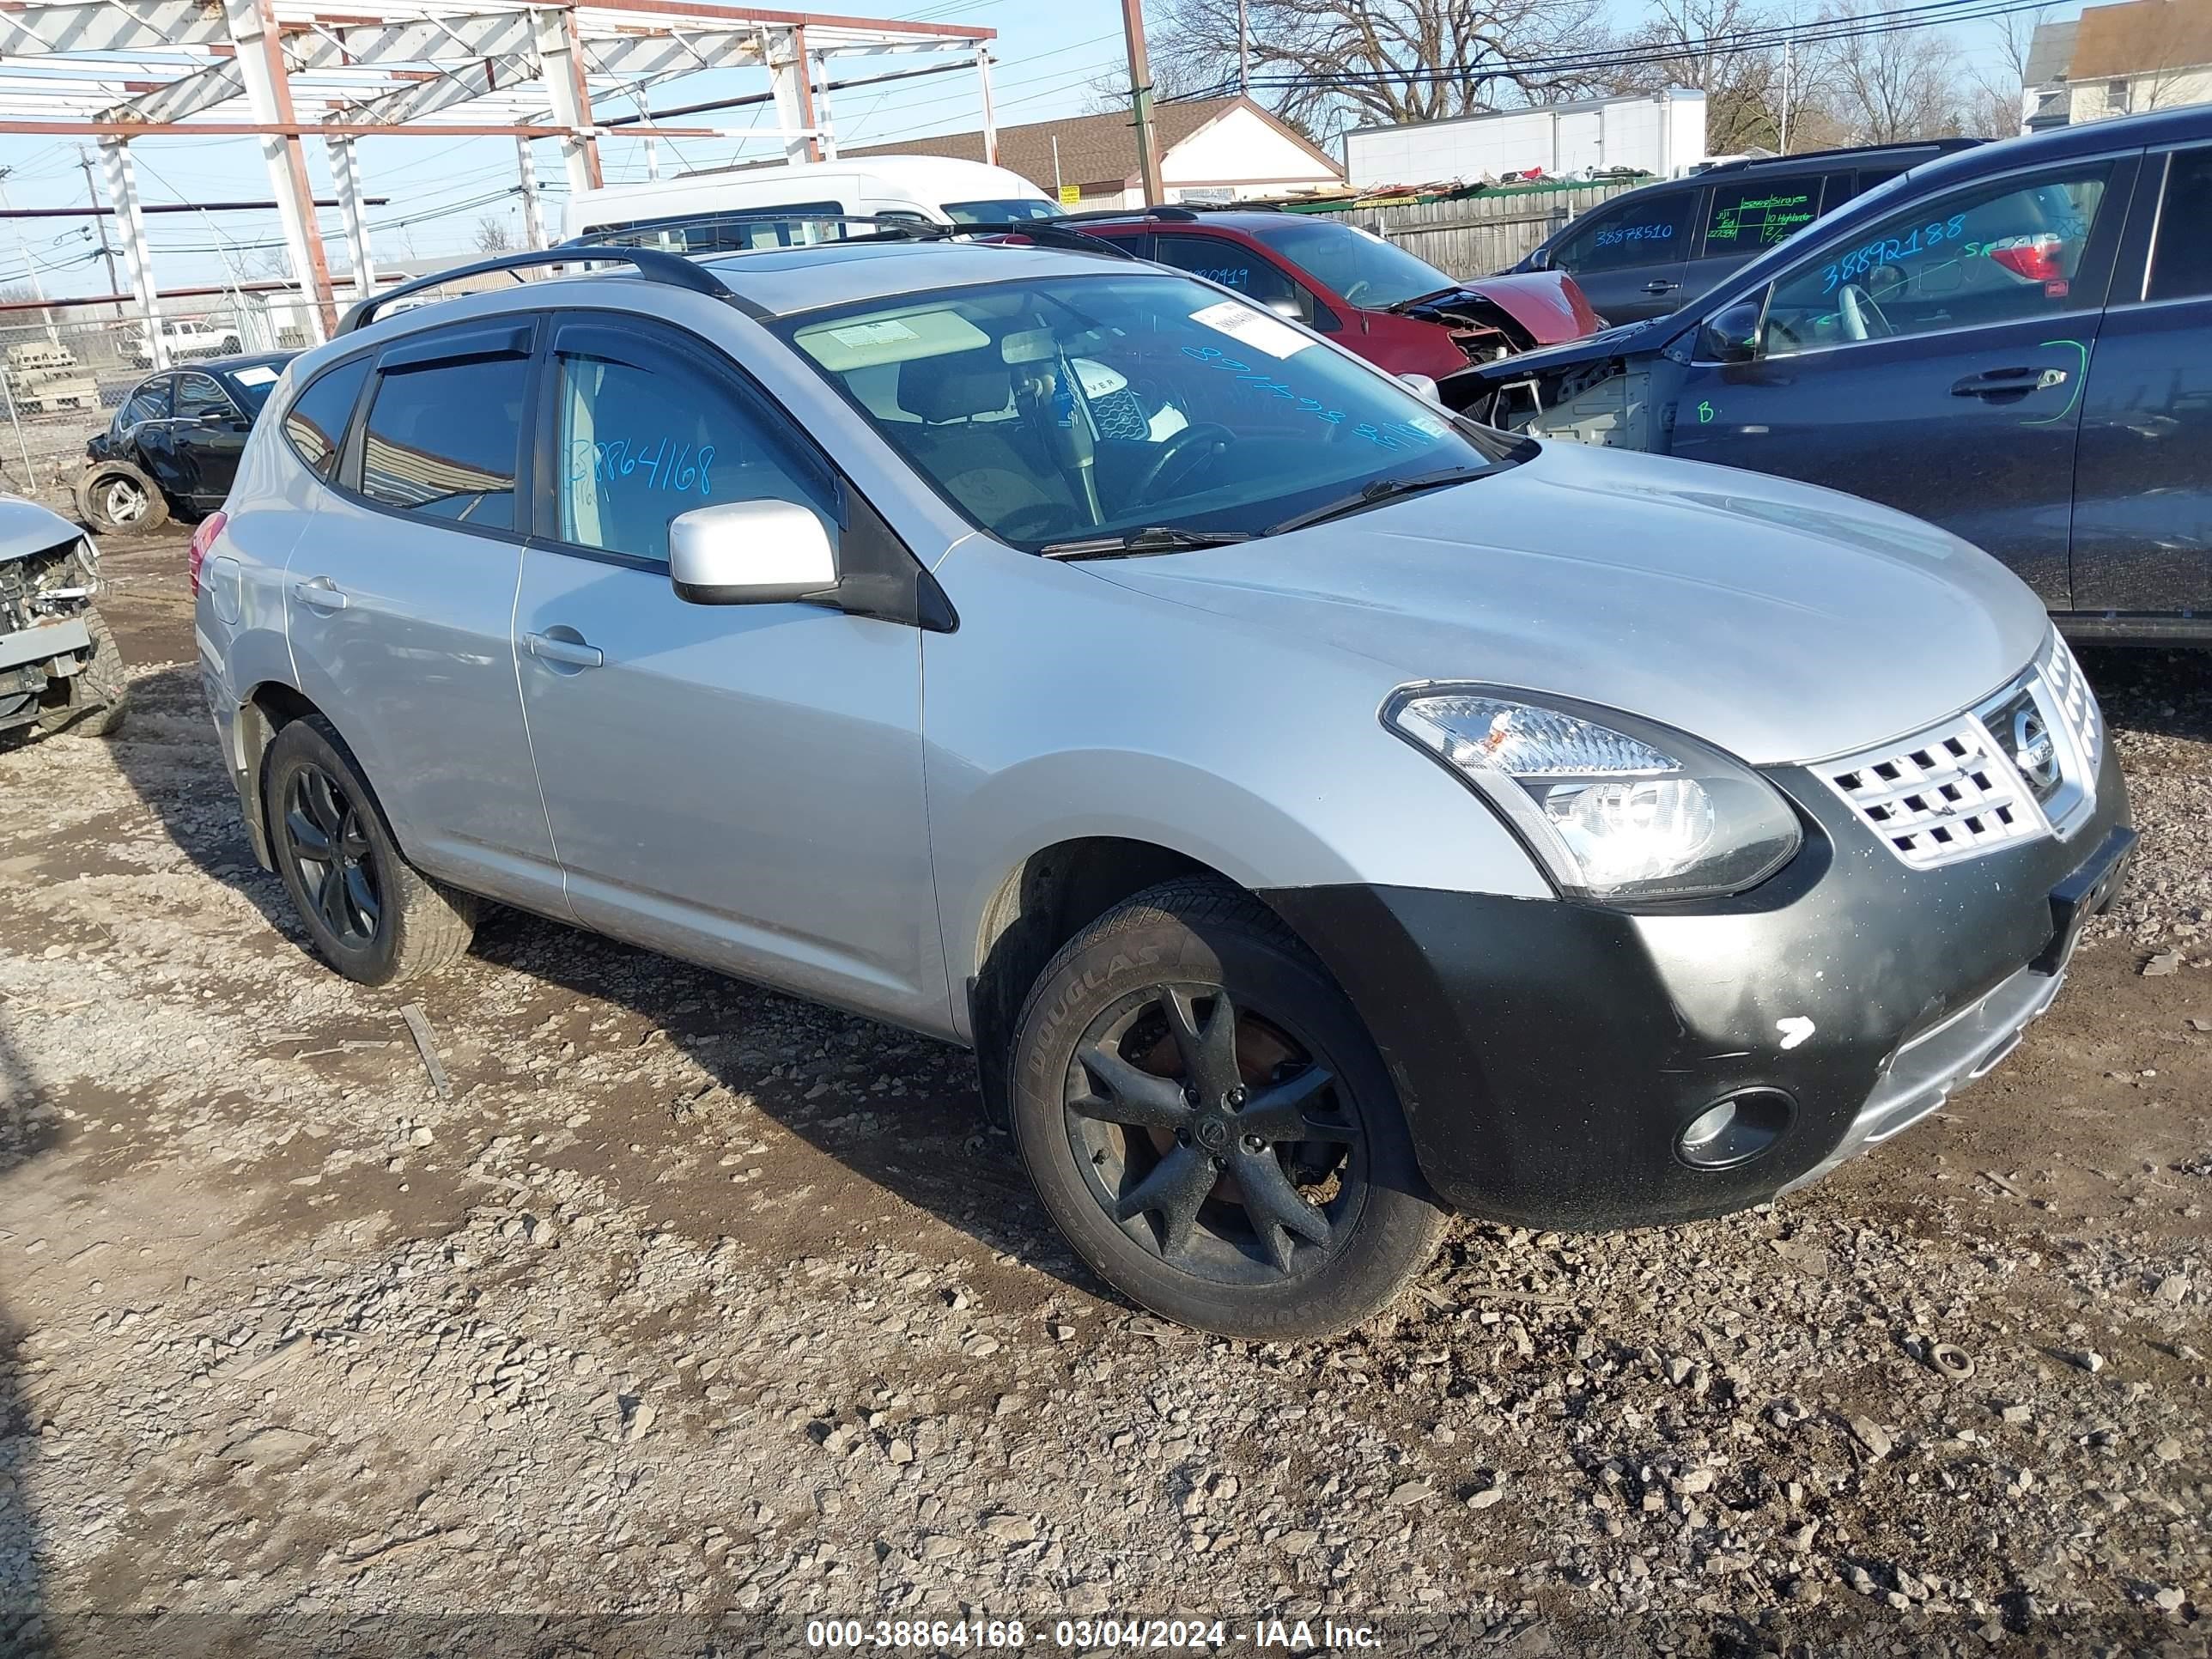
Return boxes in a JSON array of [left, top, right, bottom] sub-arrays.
[[561, 155, 1057, 251]]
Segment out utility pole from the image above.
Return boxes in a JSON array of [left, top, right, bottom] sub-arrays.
[[1780, 30, 1794, 152], [0, 167, 57, 343], [77, 149, 120, 305], [1120, 0, 1164, 206]]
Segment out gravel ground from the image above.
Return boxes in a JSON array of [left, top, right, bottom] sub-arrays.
[[2, 538, 2209, 1658]]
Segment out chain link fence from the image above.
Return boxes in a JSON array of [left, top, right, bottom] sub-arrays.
[[0, 295, 312, 518]]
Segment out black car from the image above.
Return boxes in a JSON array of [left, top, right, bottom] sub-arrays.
[[1514, 139, 1982, 324], [1448, 106, 2212, 641], [79, 352, 295, 533]]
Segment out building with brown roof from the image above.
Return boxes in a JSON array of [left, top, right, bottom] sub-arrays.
[[844, 95, 1342, 209], [2022, 0, 2212, 130]]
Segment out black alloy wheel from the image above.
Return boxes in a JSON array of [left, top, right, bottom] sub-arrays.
[[281, 761, 381, 950], [1066, 982, 1364, 1285], [1012, 878, 1448, 1338]]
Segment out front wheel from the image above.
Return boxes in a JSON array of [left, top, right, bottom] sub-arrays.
[[1010, 878, 1448, 1339], [36, 606, 127, 737]]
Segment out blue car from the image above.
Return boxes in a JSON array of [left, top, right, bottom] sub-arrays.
[[1447, 105, 2212, 641]]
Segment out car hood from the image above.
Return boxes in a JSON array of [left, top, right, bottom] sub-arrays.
[[1088, 442, 2051, 767], [1445, 312, 1682, 390], [0, 493, 83, 562], [1396, 270, 1605, 348]]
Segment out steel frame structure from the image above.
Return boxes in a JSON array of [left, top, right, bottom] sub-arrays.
[[0, 1, 995, 356]]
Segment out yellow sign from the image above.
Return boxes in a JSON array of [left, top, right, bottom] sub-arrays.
[[1058, 184, 1080, 206]]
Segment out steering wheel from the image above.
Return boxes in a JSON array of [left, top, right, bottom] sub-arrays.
[[1125, 422, 1234, 505], [1339, 278, 1372, 306], [1838, 283, 1895, 342]]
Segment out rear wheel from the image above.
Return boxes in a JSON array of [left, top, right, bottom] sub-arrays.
[[1011, 878, 1448, 1339], [78, 462, 167, 535], [264, 718, 477, 986]]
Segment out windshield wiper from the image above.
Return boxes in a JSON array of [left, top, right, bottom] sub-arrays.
[[1263, 466, 1489, 537], [1039, 526, 1255, 560]]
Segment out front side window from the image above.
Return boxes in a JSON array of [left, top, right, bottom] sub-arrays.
[[554, 328, 836, 565], [1552, 191, 1695, 274], [944, 198, 1061, 224], [283, 356, 370, 480], [780, 271, 1522, 553], [1763, 165, 2113, 356], [1150, 234, 1314, 322], [1701, 175, 1824, 256], [359, 352, 526, 528], [173, 372, 234, 421], [2147, 147, 2212, 302], [1243, 217, 1457, 309], [580, 204, 849, 253]]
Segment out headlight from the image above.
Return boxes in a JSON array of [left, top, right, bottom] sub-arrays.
[[1383, 685, 1802, 902]]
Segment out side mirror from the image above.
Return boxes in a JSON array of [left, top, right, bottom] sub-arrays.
[[669, 499, 839, 605], [1698, 298, 1765, 364], [1525, 246, 1551, 271], [1399, 372, 1442, 404], [1264, 296, 1304, 321]]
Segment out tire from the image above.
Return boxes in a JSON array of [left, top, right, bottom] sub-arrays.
[[263, 717, 477, 987], [77, 461, 167, 535], [1010, 877, 1449, 1340], [36, 606, 128, 738]]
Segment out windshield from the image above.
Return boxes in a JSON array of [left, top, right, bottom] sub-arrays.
[[779, 271, 1522, 552], [945, 198, 1062, 225], [1243, 217, 1458, 308]]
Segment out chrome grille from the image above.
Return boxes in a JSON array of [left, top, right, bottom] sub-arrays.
[[2040, 632, 2103, 780], [1820, 630, 2103, 870], [1824, 716, 2042, 868]]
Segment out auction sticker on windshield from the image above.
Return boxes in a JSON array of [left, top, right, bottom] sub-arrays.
[[1189, 300, 1310, 360]]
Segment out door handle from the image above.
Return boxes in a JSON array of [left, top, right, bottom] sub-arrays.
[[1950, 366, 2066, 400], [525, 630, 604, 669], [1643, 280, 1680, 295], [291, 577, 349, 611]]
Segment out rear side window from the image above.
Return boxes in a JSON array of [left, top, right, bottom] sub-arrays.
[[1552, 191, 1696, 273], [581, 203, 848, 252], [282, 356, 369, 481], [2148, 147, 2212, 302], [1701, 175, 1823, 256], [360, 354, 528, 530]]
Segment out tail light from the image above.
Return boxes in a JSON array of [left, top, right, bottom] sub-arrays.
[[1985, 233, 2066, 283], [188, 510, 227, 597]]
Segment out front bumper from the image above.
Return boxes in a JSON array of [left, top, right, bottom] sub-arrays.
[[1265, 739, 2131, 1231]]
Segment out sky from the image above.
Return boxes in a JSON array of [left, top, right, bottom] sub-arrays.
[[0, 0, 2083, 302]]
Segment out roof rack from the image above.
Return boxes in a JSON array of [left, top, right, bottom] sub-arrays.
[[337, 246, 728, 335], [1698, 137, 1984, 175]]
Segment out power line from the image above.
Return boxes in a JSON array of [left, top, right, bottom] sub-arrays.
[[1168, 0, 2055, 102]]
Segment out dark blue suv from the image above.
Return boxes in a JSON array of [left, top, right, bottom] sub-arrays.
[[1447, 106, 2212, 641]]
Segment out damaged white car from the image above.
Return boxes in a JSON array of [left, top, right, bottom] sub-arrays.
[[0, 496, 126, 742]]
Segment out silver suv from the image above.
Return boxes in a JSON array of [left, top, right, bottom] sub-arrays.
[[196, 238, 2132, 1339]]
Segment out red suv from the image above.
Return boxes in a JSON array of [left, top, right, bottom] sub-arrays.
[[1079, 207, 1603, 380]]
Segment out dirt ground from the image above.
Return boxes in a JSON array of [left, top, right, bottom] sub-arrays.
[[2, 536, 2209, 1658]]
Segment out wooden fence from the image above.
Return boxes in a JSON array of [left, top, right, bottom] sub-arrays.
[[1311, 179, 1643, 276]]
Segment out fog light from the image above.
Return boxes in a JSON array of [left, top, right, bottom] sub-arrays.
[[1676, 1089, 1794, 1170]]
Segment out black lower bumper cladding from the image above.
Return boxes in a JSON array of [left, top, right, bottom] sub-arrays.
[[1265, 743, 2131, 1231]]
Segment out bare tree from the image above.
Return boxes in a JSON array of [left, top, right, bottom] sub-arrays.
[[1606, 0, 1784, 154], [1965, 3, 2046, 137], [1804, 0, 1969, 144], [473, 213, 515, 253], [1150, 0, 1612, 141]]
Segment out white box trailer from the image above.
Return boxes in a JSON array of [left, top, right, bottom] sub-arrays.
[[1343, 90, 1707, 189]]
